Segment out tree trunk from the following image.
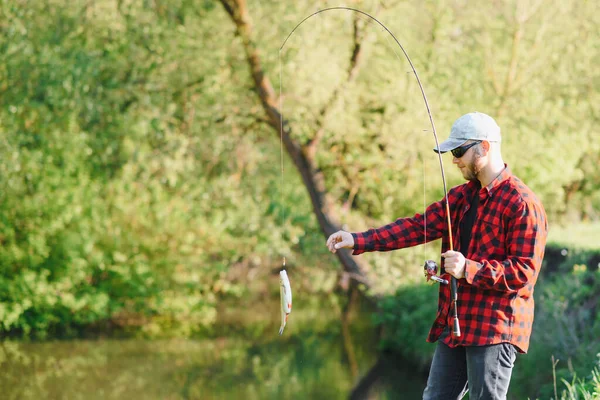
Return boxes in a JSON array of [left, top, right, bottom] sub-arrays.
[[218, 0, 374, 288]]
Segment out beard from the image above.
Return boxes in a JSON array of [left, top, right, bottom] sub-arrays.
[[463, 163, 481, 181], [462, 149, 484, 181]]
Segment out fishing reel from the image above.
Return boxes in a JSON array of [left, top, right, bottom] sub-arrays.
[[423, 260, 448, 285]]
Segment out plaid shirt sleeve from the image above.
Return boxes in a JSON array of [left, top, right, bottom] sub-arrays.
[[464, 195, 547, 292], [351, 193, 455, 254]]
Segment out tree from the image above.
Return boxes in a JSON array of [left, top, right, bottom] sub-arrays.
[[218, 0, 378, 288]]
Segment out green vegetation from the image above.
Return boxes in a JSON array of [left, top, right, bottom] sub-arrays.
[[1, 0, 600, 398], [375, 248, 600, 399]]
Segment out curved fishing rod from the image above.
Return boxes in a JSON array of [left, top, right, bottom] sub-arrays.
[[279, 6, 460, 337]]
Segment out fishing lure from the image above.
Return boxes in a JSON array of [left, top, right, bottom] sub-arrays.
[[278, 269, 293, 335]]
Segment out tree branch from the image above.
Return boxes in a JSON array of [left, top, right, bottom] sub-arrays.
[[304, 12, 373, 162]]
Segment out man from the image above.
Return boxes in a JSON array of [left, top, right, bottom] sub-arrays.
[[326, 112, 547, 400]]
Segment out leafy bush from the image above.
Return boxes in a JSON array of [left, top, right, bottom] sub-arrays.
[[374, 283, 438, 369]]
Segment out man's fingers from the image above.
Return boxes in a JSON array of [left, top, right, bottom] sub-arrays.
[[327, 232, 342, 253], [334, 241, 349, 249], [327, 238, 336, 252], [326, 233, 337, 247]]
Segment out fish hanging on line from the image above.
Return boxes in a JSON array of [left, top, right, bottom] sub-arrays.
[[279, 269, 292, 335]]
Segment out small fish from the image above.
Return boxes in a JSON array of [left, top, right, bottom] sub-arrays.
[[278, 269, 292, 335]]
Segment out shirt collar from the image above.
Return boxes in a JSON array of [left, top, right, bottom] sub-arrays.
[[463, 164, 512, 198], [484, 164, 512, 196]]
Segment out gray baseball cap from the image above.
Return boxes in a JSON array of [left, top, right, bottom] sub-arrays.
[[433, 112, 501, 153]]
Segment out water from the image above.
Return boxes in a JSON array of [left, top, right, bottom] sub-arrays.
[[0, 297, 426, 399]]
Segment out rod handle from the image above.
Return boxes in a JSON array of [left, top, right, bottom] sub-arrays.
[[453, 316, 461, 337]]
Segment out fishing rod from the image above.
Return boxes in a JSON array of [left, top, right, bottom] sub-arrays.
[[279, 6, 460, 337]]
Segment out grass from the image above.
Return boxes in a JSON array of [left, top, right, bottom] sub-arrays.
[[548, 222, 600, 250]]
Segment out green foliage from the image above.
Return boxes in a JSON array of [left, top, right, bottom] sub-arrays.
[[0, 0, 265, 337], [511, 255, 600, 399], [0, 0, 599, 348], [560, 365, 600, 400], [374, 283, 438, 368], [272, 0, 600, 224]]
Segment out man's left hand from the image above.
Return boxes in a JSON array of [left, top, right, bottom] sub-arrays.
[[441, 250, 466, 279]]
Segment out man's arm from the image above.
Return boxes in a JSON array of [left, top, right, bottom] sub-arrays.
[[326, 196, 450, 255]]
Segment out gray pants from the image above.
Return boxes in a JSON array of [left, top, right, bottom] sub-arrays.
[[422, 342, 517, 400]]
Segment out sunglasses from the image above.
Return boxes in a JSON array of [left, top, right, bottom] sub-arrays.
[[451, 141, 481, 158]]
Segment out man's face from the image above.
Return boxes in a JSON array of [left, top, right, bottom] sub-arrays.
[[453, 141, 485, 181]]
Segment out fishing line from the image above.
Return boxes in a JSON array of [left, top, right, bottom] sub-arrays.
[[278, 49, 286, 269], [423, 152, 427, 262]]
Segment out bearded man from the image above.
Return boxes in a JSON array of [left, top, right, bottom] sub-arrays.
[[326, 112, 548, 400]]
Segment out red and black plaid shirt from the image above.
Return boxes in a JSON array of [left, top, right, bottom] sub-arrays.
[[352, 166, 547, 353]]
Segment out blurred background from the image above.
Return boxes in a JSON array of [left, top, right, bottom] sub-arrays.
[[1, 0, 599, 399]]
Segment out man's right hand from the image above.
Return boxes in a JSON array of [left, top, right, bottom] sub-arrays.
[[326, 230, 354, 253]]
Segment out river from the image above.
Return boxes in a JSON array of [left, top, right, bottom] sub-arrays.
[[0, 295, 427, 399]]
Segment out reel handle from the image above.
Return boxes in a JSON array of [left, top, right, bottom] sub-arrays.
[[430, 275, 449, 285]]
